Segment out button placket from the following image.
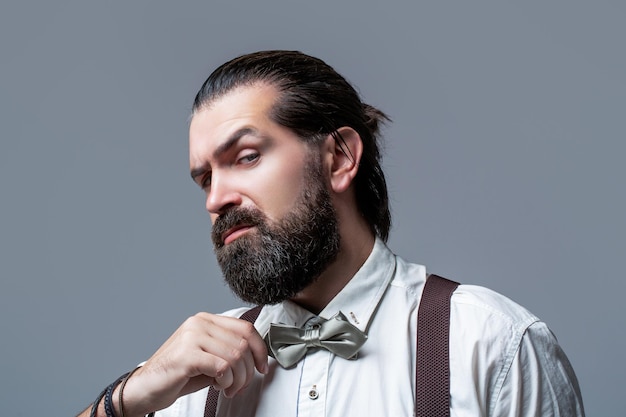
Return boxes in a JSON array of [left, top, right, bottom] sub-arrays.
[[296, 347, 329, 416], [308, 385, 319, 400]]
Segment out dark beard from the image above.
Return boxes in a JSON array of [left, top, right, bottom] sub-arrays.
[[211, 163, 340, 305]]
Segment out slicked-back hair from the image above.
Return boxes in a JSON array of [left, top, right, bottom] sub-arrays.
[[192, 50, 391, 241]]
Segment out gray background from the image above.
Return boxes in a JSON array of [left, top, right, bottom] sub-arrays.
[[1, 1, 623, 415]]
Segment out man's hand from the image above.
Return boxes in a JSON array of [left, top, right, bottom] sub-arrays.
[[116, 313, 268, 417]]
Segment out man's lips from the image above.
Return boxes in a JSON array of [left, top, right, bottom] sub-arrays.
[[222, 224, 254, 245]]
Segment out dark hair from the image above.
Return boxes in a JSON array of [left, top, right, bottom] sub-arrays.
[[193, 50, 391, 241]]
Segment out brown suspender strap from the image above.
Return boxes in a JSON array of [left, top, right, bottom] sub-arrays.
[[204, 305, 263, 417], [205, 275, 459, 417], [415, 274, 459, 417]]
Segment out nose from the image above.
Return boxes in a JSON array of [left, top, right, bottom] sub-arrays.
[[205, 173, 242, 216]]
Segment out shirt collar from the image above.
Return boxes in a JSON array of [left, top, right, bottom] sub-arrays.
[[279, 237, 396, 333]]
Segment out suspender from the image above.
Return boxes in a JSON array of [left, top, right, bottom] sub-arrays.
[[415, 274, 459, 417], [205, 275, 459, 417]]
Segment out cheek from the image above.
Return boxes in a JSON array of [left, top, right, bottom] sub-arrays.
[[252, 155, 309, 219]]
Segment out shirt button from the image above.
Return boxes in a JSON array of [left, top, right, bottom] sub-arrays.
[[308, 386, 319, 400]]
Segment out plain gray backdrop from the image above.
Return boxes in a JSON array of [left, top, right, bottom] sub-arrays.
[[1, 1, 623, 415]]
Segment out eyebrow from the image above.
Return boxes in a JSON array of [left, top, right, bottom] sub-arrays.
[[190, 127, 259, 182]]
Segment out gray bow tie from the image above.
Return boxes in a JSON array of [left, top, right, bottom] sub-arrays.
[[265, 311, 368, 368]]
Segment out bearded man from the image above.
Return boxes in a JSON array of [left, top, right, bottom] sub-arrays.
[[79, 50, 585, 417]]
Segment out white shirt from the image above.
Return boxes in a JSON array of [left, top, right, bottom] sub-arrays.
[[157, 239, 585, 416]]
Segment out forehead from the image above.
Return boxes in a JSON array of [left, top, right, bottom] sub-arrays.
[[189, 84, 280, 157], [200, 82, 278, 119], [191, 83, 278, 134]]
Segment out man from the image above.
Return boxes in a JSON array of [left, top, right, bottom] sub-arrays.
[[80, 50, 585, 416]]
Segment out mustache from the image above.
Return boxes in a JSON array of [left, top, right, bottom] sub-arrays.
[[211, 207, 266, 247]]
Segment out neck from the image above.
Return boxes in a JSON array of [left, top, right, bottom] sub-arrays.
[[290, 222, 375, 315]]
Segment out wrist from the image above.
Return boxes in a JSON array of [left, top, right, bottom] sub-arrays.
[[90, 368, 155, 417], [116, 367, 156, 417]]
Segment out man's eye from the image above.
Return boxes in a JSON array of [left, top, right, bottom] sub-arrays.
[[201, 174, 212, 189], [238, 152, 259, 164]]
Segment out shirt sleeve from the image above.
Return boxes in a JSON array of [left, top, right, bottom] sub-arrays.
[[491, 322, 585, 417]]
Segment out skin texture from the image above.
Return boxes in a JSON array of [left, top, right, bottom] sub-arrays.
[[190, 84, 310, 226], [78, 83, 375, 417]]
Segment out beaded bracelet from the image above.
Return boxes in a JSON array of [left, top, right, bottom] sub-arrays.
[[90, 385, 108, 417], [91, 372, 129, 417], [107, 372, 131, 417], [92, 369, 155, 417], [104, 380, 119, 417]]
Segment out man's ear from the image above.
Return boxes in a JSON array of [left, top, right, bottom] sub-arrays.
[[323, 126, 363, 194]]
